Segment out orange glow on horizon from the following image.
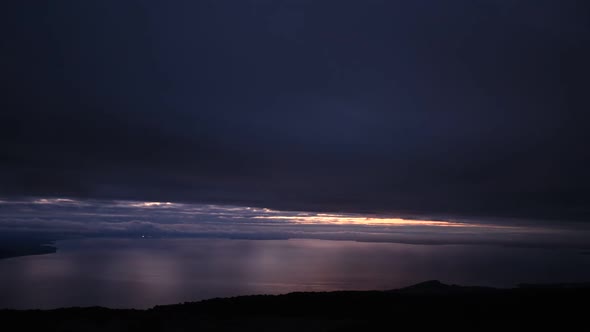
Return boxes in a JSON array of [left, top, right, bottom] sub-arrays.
[[252, 215, 470, 227], [126, 201, 175, 207]]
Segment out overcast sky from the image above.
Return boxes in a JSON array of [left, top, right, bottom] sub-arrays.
[[2, 1, 589, 224]]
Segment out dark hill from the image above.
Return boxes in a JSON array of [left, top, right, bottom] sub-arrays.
[[394, 279, 496, 294], [1, 281, 589, 331]]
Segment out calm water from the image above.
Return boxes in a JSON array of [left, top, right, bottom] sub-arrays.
[[1, 238, 589, 309]]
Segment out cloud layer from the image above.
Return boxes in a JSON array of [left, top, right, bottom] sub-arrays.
[[1, 198, 589, 249]]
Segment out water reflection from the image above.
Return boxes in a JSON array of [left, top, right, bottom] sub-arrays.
[[0, 238, 589, 309]]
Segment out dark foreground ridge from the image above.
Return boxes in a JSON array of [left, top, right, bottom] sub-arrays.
[[2, 281, 589, 331]]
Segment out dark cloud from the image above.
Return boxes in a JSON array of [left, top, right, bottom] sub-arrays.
[[1, 198, 589, 249], [1, 1, 589, 222]]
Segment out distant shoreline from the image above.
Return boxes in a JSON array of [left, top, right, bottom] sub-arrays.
[[0, 242, 57, 260]]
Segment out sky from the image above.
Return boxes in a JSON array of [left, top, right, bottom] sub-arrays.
[[1, 1, 589, 230]]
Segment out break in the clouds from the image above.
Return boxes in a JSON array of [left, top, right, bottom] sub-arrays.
[[1, 1, 589, 223], [1, 198, 590, 249]]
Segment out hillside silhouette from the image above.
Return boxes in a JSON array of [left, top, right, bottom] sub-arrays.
[[1, 281, 588, 331]]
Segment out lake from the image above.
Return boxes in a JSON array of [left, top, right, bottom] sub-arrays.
[[1, 237, 589, 309]]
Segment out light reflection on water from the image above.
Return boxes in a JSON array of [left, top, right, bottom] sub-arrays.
[[0, 238, 589, 309]]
